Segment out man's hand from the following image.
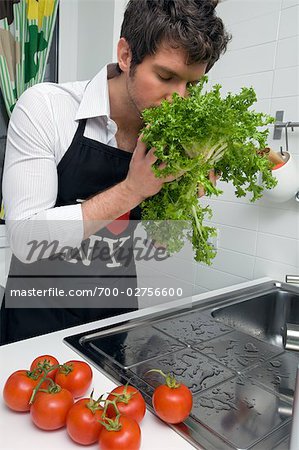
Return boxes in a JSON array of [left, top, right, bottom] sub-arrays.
[[125, 138, 220, 202], [123, 137, 182, 201]]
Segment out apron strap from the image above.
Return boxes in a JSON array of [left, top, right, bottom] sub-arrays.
[[57, 119, 87, 176], [73, 118, 87, 141]]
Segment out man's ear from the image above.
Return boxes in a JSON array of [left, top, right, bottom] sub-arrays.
[[117, 37, 132, 73]]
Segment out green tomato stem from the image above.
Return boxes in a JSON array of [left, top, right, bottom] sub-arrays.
[[29, 364, 61, 404], [146, 369, 180, 389]]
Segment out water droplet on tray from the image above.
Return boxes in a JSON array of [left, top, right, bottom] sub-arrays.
[[270, 360, 282, 368], [244, 342, 258, 352]]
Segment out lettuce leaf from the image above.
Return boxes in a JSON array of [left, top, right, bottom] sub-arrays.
[[140, 76, 277, 265]]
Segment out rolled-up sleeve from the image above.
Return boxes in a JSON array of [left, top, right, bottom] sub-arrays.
[[2, 85, 84, 263]]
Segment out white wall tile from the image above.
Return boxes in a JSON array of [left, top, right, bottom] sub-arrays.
[[270, 96, 299, 121], [136, 266, 194, 306], [258, 206, 299, 238], [194, 264, 248, 290], [275, 36, 299, 68], [184, 0, 298, 292], [211, 42, 276, 78], [209, 180, 259, 204], [256, 233, 297, 265], [209, 71, 274, 100], [205, 199, 259, 230], [210, 248, 255, 278], [278, 5, 299, 39], [253, 257, 297, 281], [228, 12, 280, 51], [258, 193, 299, 209], [282, 0, 299, 8], [217, 0, 282, 26], [272, 66, 299, 97], [216, 224, 257, 255], [253, 98, 271, 115], [136, 257, 194, 285]]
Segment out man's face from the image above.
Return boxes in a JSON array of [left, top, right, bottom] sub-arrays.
[[125, 43, 207, 117]]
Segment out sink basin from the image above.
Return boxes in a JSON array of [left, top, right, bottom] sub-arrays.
[[212, 289, 299, 348], [64, 280, 299, 450]]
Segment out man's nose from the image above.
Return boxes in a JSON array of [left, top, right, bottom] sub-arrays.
[[166, 83, 188, 101]]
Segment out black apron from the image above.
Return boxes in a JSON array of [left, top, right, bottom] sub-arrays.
[[0, 118, 140, 345]]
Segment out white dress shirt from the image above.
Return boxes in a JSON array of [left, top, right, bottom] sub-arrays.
[[3, 64, 120, 261]]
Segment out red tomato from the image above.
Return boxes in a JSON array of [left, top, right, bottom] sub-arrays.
[[30, 388, 74, 430], [98, 415, 141, 450], [30, 354, 59, 380], [152, 383, 193, 424], [106, 385, 146, 423], [55, 360, 92, 398], [3, 370, 39, 412], [66, 397, 104, 445]]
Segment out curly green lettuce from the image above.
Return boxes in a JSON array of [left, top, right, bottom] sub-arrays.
[[140, 76, 277, 265]]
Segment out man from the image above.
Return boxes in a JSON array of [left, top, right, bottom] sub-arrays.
[[0, 0, 230, 344]]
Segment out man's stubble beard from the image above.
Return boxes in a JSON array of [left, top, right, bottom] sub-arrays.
[[126, 74, 144, 124], [126, 66, 157, 126]]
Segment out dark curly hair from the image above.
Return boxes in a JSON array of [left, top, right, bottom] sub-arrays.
[[120, 0, 231, 73]]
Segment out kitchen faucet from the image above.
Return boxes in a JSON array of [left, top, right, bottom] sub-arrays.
[[286, 275, 299, 285]]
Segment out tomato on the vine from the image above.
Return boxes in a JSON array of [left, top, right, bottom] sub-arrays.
[[149, 369, 193, 424], [3, 370, 40, 412], [30, 354, 59, 380], [30, 388, 74, 430], [106, 384, 146, 423], [98, 415, 141, 450], [55, 360, 92, 398], [66, 396, 105, 445]]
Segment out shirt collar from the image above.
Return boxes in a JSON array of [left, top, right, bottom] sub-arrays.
[[75, 64, 116, 121]]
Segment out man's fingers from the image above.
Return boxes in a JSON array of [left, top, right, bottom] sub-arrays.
[[133, 136, 148, 161], [157, 161, 167, 170], [208, 169, 221, 185], [197, 185, 205, 198], [208, 169, 217, 186], [135, 135, 158, 164], [146, 147, 158, 164]]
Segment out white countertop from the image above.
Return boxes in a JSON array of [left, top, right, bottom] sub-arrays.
[[0, 278, 271, 450]]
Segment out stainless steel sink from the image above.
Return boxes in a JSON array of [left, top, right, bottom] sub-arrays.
[[211, 287, 299, 348], [64, 280, 299, 450]]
